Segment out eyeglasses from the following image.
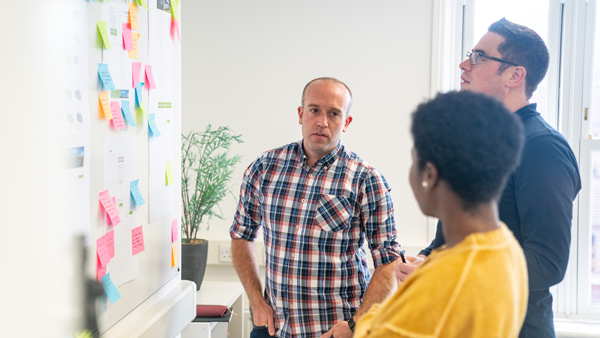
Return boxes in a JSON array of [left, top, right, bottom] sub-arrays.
[[466, 51, 519, 67]]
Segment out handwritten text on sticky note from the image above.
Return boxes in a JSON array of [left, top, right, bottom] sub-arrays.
[[129, 32, 140, 59], [110, 101, 126, 129], [98, 64, 116, 91], [122, 23, 133, 51], [132, 226, 145, 255], [97, 235, 110, 268], [132, 62, 141, 88], [130, 179, 146, 206], [99, 91, 112, 120], [121, 101, 136, 126], [171, 218, 178, 243], [145, 65, 157, 89], [99, 190, 120, 225], [106, 230, 115, 259], [129, 2, 138, 30]]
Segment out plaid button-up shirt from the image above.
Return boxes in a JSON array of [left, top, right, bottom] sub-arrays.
[[230, 141, 400, 337]]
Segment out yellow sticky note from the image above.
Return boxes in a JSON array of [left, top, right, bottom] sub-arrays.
[[171, 0, 180, 21], [97, 20, 112, 50], [129, 2, 138, 31], [129, 32, 140, 60], [138, 0, 149, 10], [171, 244, 178, 268], [75, 330, 93, 338], [166, 161, 174, 185], [99, 91, 112, 120]]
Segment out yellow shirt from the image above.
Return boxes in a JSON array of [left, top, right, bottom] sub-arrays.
[[355, 224, 528, 338]]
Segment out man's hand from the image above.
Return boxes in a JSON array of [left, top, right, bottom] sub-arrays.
[[320, 320, 353, 338], [394, 255, 425, 284], [251, 298, 276, 336]]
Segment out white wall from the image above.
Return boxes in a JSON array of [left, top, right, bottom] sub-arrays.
[[182, 0, 434, 265]]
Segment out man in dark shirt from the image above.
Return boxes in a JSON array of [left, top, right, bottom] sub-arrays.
[[395, 19, 581, 337]]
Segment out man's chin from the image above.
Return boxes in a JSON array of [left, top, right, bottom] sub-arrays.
[[459, 82, 470, 91]]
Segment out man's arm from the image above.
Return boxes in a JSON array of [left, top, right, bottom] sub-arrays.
[[231, 238, 275, 336], [513, 136, 580, 291], [354, 262, 395, 320]]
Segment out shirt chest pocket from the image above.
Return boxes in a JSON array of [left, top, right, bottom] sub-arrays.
[[314, 194, 354, 232]]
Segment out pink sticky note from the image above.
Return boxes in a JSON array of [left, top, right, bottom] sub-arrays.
[[132, 226, 145, 255], [145, 65, 157, 89], [132, 62, 142, 88], [99, 190, 120, 225], [110, 101, 126, 129], [106, 230, 115, 259], [122, 23, 133, 51], [171, 18, 180, 41], [171, 218, 178, 243], [97, 235, 110, 268], [97, 254, 107, 281]]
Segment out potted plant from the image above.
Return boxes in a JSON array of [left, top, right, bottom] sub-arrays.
[[181, 125, 243, 291]]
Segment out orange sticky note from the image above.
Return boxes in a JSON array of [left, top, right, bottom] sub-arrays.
[[99, 91, 112, 120], [129, 2, 138, 30], [129, 32, 140, 59], [171, 244, 178, 268]]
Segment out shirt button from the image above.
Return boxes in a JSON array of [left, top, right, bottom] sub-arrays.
[[301, 199, 306, 202], [290, 303, 295, 309], [309, 174, 313, 178], [296, 225, 300, 230], [290, 279, 294, 285], [292, 253, 296, 258]]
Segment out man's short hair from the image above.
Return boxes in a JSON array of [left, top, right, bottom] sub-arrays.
[[488, 18, 549, 100], [301, 77, 353, 116], [411, 91, 525, 211]]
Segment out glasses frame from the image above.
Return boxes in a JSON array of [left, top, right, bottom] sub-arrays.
[[466, 51, 519, 67]]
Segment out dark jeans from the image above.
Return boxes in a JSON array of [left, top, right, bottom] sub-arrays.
[[250, 326, 277, 338]]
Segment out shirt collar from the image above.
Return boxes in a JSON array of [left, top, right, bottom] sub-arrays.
[[297, 140, 342, 168], [514, 103, 539, 120]]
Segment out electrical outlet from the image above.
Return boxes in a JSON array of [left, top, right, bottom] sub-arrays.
[[220, 243, 232, 263]]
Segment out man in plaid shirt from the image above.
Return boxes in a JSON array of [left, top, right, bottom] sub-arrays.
[[230, 77, 401, 338]]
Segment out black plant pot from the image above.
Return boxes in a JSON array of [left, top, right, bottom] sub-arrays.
[[181, 240, 209, 291]]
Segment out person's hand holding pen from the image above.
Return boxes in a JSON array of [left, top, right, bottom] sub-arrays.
[[394, 251, 426, 284]]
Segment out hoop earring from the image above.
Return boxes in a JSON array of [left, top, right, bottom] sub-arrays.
[[422, 181, 428, 188]]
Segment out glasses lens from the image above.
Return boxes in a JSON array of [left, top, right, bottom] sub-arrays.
[[469, 52, 478, 65]]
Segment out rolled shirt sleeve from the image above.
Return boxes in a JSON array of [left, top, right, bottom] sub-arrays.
[[230, 159, 264, 241]]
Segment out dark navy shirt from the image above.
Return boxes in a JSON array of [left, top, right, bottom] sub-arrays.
[[419, 104, 581, 337]]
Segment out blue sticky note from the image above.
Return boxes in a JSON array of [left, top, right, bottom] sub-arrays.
[[148, 113, 161, 137], [135, 82, 144, 107], [130, 179, 146, 206], [121, 101, 136, 126], [101, 273, 121, 304], [98, 64, 116, 91]]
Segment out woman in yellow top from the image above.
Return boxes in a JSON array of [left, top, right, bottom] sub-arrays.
[[355, 91, 528, 338]]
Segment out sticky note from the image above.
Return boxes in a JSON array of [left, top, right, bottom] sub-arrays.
[[171, 18, 180, 42], [122, 23, 133, 51], [98, 64, 116, 91], [101, 273, 122, 304], [129, 2, 138, 30], [108, 196, 121, 226], [145, 65, 157, 89], [129, 32, 140, 59], [130, 179, 146, 206], [99, 91, 112, 120], [121, 101, 136, 126], [99, 190, 120, 225], [97, 254, 107, 281], [148, 113, 161, 137], [171, 244, 178, 268], [97, 235, 110, 268], [97, 20, 112, 49], [135, 82, 144, 107], [132, 226, 145, 255], [132, 62, 142, 88], [171, 218, 178, 243], [138, 0, 148, 10], [166, 161, 174, 185], [75, 330, 94, 338], [172, 0, 180, 21], [106, 230, 115, 259], [110, 101, 126, 129]]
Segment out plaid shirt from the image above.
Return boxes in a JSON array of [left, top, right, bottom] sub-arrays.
[[230, 140, 400, 337]]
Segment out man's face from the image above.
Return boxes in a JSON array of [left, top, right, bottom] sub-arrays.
[[298, 80, 352, 162], [459, 32, 508, 99]]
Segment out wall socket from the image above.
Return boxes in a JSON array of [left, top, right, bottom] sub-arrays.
[[219, 243, 232, 263]]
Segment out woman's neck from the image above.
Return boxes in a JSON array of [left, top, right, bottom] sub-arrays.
[[438, 200, 500, 249]]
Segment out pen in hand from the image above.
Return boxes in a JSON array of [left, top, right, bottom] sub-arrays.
[[400, 249, 407, 263]]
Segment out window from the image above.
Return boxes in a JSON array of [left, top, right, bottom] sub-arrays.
[[591, 0, 600, 138]]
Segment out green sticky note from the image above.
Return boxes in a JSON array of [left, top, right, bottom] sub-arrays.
[[97, 20, 112, 50], [138, 0, 148, 9], [111, 91, 120, 98], [172, 0, 180, 21], [75, 330, 93, 338], [166, 161, 174, 185]]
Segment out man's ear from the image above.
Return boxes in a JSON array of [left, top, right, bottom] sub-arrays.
[[298, 106, 303, 125], [343, 115, 353, 132], [506, 66, 527, 89]]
